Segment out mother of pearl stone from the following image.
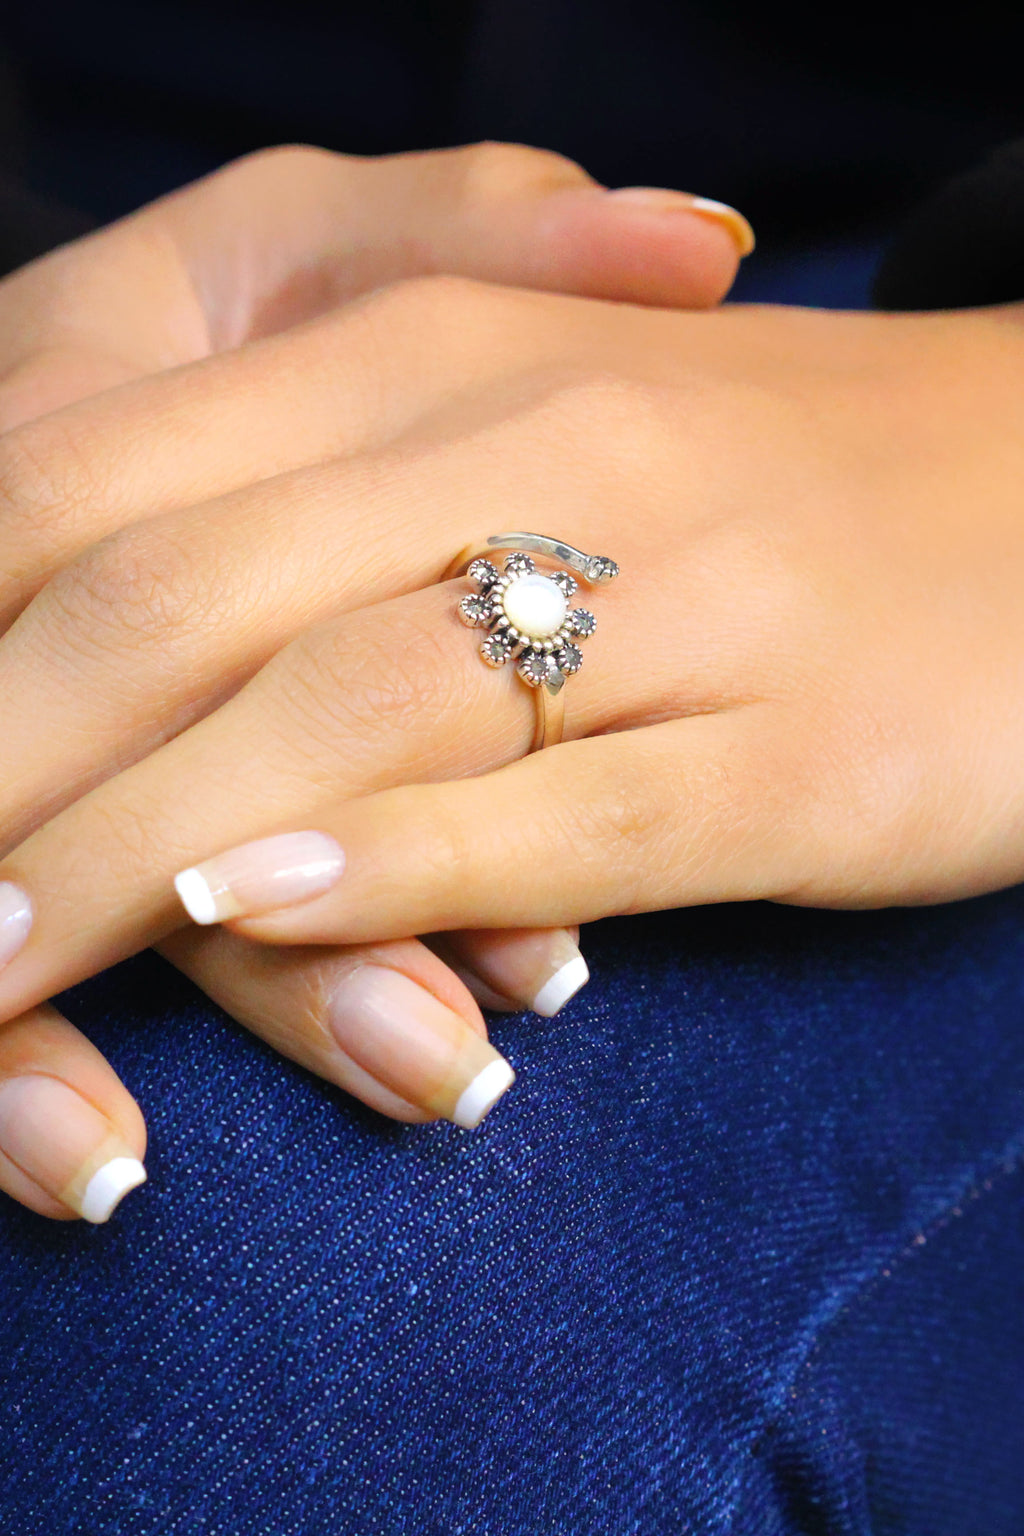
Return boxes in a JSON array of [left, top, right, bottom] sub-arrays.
[[502, 573, 568, 640]]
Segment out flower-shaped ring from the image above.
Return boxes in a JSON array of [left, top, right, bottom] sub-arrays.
[[443, 533, 619, 752]]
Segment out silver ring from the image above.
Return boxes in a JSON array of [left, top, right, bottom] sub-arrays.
[[444, 532, 619, 752]]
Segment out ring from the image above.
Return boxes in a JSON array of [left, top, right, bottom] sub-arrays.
[[444, 532, 620, 752]]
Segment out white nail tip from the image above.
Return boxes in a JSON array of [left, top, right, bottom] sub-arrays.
[[531, 955, 590, 1017], [80, 1157, 147, 1224], [452, 1059, 516, 1130], [689, 196, 739, 217], [174, 867, 219, 925]]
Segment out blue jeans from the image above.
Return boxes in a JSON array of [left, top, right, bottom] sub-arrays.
[[1, 891, 1023, 1534]]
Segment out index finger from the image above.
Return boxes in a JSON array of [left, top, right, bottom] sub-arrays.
[[0, 143, 750, 428]]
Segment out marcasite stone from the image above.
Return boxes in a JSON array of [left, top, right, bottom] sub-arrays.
[[503, 552, 535, 577], [585, 555, 619, 583], [481, 633, 514, 666], [459, 594, 493, 627], [467, 558, 499, 587], [518, 651, 554, 687]]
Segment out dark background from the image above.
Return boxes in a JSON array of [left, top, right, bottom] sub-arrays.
[[1, 1, 1023, 304]]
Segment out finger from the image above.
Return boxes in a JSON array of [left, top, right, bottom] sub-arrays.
[[428, 927, 591, 1017], [0, 573, 583, 1018], [0, 142, 751, 429], [189, 713, 797, 945], [0, 285, 655, 844], [0, 276, 600, 628], [157, 927, 515, 1130], [0, 577, 540, 1024], [0, 1005, 146, 1223]]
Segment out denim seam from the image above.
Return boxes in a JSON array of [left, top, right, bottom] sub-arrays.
[[719, 1128, 1024, 1529]]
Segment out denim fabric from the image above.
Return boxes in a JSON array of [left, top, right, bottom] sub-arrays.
[[1, 890, 1022, 1535]]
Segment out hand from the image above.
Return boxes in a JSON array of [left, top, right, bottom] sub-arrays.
[[0, 144, 752, 1221], [1, 297, 1021, 1107]]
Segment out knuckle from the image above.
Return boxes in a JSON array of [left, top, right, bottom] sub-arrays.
[[0, 412, 101, 556], [559, 737, 771, 913], [46, 522, 213, 650], [523, 372, 680, 475], [358, 270, 492, 333], [348, 270, 535, 366], [559, 759, 675, 910], [394, 792, 471, 904], [274, 607, 461, 763], [449, 139, 591, 201], [219, 142, 342, 187], [47, 790, 173, 921], [797, 706, 931, 900]]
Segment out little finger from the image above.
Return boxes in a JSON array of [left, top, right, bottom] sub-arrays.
[[429, 927, 590, 1017], [158, 926, 515, 1131], [0, 1005, 146, 1223], [196, 713, 804, 944]]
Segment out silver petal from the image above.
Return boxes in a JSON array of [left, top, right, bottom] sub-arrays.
[[467, 558, 500, 588], [556, 643, 584, 676], [503, 552, 535, 577], [569, 607, 596, 638], [481, 633, 515, 667], [552, 569, 578, 598], [459, 593, 495, 627], [517, 650, 554, 687]]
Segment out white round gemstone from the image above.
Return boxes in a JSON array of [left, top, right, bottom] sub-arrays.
[[501, 573, 568, 641]]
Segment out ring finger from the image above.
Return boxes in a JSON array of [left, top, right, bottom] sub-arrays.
[[0, 568, 640, 1051], [157, 927, 517, 1131], [0, 283, 619, 846]]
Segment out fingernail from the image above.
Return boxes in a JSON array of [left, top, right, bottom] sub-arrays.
[[457, 929, 590, 1017], [0, 882, 32, 968], [607, 187, 756, 255], [174, 831, 344, 925], [327, 965, 515, 1130], [0, 1075, 146, 1222]]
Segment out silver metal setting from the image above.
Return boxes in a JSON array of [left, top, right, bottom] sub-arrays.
[[446, 532, 619, 752]]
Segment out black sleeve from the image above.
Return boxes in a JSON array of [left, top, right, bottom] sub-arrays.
[[874, 139, 1024, 311]]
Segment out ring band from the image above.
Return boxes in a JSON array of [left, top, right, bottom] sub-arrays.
[[444, 532, 619, 752]]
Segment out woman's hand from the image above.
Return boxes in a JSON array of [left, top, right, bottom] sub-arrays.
[[0, 145, 752, 1221], [2, 293, 1023, 1060], [1, 284, 1023, 1211]]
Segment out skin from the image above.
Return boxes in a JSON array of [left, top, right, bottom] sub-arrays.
[[4, 147, 1023, 1218], [0, 142, 748, 1217]]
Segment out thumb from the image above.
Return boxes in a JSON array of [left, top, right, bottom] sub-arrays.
[[0, 141, 752, 428]]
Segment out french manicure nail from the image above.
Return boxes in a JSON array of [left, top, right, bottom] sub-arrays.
[[0, 1075, 146, 1222], [0, 882, 32, 969], [174, 831, 344, 925], [455, 929, 590, 1018], [607, 187, 756, 255], [327, 965, 515, 1130], [533, 950, 590, 1016]]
